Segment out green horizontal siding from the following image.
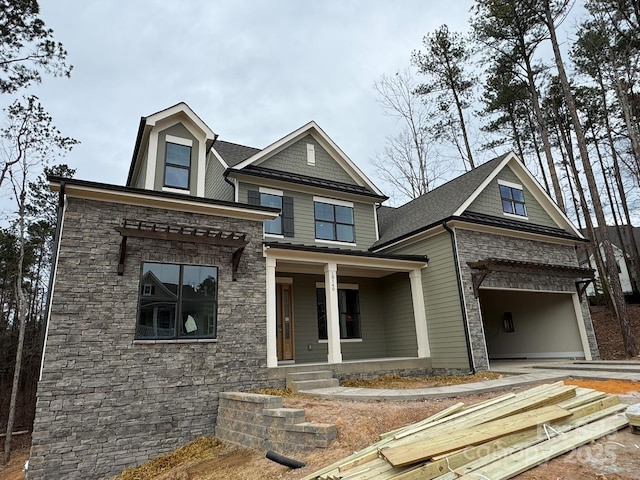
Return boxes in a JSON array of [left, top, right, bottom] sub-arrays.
[[382, 273, 418, 357]]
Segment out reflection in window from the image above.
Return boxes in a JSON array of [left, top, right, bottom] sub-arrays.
[[164, 142, 191, 189], [314, 202, 355, 242], [136, 262, 218, 339], [260, 192, 282, 235], [316, 287, 361, 340], [499, 184, 527, 217]]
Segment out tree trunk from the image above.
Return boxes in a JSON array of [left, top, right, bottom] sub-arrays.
[[543, 0, 638, 357]]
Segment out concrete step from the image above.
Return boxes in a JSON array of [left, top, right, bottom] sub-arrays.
[[290, 378, 340, 393], [286, 371, 339, 392]]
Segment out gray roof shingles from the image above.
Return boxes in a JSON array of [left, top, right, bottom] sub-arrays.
[[213, 140, 261, 167], [374, 154, 509, 249]]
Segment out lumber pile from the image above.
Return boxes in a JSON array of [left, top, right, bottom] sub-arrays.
[[301, 382, 630, 480]]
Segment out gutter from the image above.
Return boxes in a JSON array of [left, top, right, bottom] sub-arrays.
[[39, 181, 67, 380], [443, 221, 476, 374], [223, 168, 237, 201]]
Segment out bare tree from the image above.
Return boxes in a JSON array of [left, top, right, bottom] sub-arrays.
[[2, 96, 77, 464], [372, 70, 446, 203]]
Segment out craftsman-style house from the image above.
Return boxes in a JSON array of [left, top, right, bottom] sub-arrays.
[[29, 102, 598, 479]]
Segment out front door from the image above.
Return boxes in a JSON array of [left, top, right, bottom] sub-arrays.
[[276, 283, 294, 361]]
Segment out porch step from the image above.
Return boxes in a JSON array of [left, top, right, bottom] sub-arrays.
[[286, 371, 339, 393]]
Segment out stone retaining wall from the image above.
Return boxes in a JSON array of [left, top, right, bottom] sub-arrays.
[[215, 392, 336, 451]]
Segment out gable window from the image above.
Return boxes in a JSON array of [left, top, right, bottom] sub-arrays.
[[314, 197, 355, 243], [499, 181, 527, 217], [164, 141, 191, 190], [316, 287, 361, 340], [136, 262, 218, 340], [248, 189, 294, 237]]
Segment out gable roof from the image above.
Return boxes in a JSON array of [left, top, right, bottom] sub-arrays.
[[213, 140, 261, 167], [230, 121, 384, 197], [126, 102, 217, 186], [374, 152, 583, 250]]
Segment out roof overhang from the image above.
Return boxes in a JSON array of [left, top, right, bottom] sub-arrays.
[[126, 102, 218, 186], [230, 121, 385, 197], [50, 176, 279, 222], [264, 242, 428, 278]]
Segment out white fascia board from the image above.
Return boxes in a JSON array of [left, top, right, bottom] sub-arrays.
[[454, 152, 583, 239], [50, 181, 279, 222], [232, 121, 385, 197], [209, 146, 230, 169], [264, 245, 427, 271], [145, 102, 216, 141], [453, 152, 514, 216]]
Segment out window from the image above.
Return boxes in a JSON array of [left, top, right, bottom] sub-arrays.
[[499, 184, 526, 217], [136, 262, 218, 340], [314, 201, 355, 243], [316, 287, 361, 340], [164, 142, 191, 189], [260, 192, 283, 235]]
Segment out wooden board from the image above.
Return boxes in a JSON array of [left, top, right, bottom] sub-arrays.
[[381, 405, 572, 467]]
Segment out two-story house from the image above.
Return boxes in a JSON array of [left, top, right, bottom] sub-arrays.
[[29, 103, 599, 479]]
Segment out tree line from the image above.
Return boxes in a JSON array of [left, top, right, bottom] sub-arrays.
[[372, 0, 640, 358]]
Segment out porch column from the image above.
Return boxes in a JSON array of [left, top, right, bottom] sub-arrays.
[[266, 257, 278, 368], [410, 268, 431, 358], [324, 262, 342, 364]]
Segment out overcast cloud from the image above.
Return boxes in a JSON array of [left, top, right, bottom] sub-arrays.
[[18, 1, 475, 195]]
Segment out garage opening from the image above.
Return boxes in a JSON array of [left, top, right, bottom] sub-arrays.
[[479, 289, 585, 360]]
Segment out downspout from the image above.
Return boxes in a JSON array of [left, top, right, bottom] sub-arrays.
[[39, 181, 67, 381], [443, 220, 476, 374], [223, 169, 237, 202]]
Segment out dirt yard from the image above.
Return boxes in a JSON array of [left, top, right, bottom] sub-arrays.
[[3, 304, 640, 480]]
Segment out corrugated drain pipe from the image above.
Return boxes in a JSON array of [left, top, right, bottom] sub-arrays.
[[442, 220, 476, 374]]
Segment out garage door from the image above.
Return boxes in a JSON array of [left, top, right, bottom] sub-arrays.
[[479, 289, 585, 360]]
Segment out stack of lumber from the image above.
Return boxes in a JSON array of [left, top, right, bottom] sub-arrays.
[[301, 382, 630, 480]]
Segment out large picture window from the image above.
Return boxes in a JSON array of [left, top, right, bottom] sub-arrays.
[[314, 201, 355, 243], [316, 287, 361, 340], [136, 262, 218, 340], [164, 142, 191, 189]]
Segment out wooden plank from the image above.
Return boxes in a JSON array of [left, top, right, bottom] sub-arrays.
[[382, 405, 572, 467], [391, 398, 625, 480], [455, 414, 629, 480], [379, 403, 465, 440]]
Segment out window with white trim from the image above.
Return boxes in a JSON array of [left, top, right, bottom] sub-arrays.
[[499, 183, 527, 217], [136, 262, 218, 340], [260, 192, 283, 235], [314, 201, 355, 242], [316, 287, 361, 340], [164, 142, 191, 189]]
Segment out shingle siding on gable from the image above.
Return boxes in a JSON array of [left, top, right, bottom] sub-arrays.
[[466, 166, 558, 228], [259, 135, 357, 185], [238, 181, 377, 250], [205, 153, 234, 201]]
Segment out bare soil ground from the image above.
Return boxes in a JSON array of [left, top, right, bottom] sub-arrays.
[[3, 305, 640, 480]]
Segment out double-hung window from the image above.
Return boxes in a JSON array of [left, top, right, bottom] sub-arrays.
[[314, 197, 355, 243], [260, 192, 283, 235], [136, 262, 218, 340], [499, 181, 527, 217], [164, 137, 192, 190], [316, 287, 361, 340], [247, 188, 294, 237]]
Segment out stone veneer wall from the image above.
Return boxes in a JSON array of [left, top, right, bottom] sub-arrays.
[[454, 229, 600, 371], [28, 198, 268, 479], [215, 392, 337, 451]]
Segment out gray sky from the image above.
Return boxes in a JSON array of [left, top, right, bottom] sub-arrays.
[[24, 0, 474, 196]]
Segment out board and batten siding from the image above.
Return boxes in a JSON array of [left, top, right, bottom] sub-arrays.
[[466, 166, 558, 228], [259, 134, 357, 185], [205, 153, 234, 201], [390, 232, 470, 370], [382, 273, 418, 357], [238, 182, 378, 250]]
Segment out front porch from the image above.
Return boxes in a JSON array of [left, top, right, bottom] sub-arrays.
[[264, 243, 430, 369]]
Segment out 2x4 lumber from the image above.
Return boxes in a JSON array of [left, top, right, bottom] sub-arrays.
[[381, 405, 572, 467], [379, 403, 465, 440], [455, 414, 629, 480], [391, 396, 624, 480]]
